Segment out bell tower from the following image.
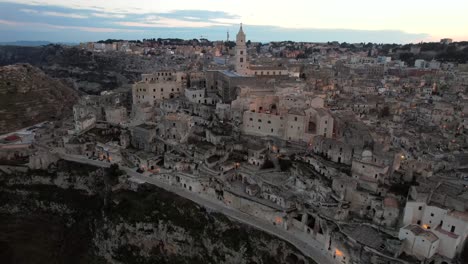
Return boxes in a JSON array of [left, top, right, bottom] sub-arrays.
[[235, 23, 248, 75]]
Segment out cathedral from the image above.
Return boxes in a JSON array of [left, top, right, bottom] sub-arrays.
[[205, 24, 289, 103], [233, 24, 288, 77]]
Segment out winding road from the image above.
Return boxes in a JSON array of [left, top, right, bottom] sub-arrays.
[[58, 152, 334, 264]]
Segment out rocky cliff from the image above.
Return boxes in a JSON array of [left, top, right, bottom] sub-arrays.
[[0, 45, 165, 94], [0, 63, 78, 134], [0, 161, 314, 264]]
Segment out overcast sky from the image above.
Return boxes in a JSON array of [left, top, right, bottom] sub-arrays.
[[0, 0, 467, 43]]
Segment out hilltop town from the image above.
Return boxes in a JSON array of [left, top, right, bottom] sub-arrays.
[[1, 25, 468, 264]]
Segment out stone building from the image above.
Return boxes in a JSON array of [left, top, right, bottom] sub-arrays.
[[131, 123, 156, 152], [242, 107, 333, 143], [399, 182, 468, 261], [132, 70, 187, 105]]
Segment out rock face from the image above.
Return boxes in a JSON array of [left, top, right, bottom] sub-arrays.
[[0, 45, 163, 94], [0, 161, 314, 264], [0, 63, 78, 134]]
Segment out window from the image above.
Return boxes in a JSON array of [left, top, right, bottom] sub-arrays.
[[240, 58, 244, 63], [418, 206, 422, 210], [430, 213, 434, 217], [258, 119, 262, 122], [240, 51, 244, 55], [249, 118, 253, 121], [451, 226, 455, 233], [271, 128, 274, 132], [161, 88, 164, 92], [294, 117, 298, 121], [258, 126, 261, 130], [417, 220, 421, 225]]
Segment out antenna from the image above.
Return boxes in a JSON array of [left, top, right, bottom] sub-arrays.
[[225, 29, 230, 65]]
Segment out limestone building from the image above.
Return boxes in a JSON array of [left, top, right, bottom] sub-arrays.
[[132, 71, 187, 106], [233, 24, 287, 77], [399, 182, 468, 260], [242, 107, 333, 143]]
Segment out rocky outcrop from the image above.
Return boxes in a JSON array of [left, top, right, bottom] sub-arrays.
[[0, 45, 166, 94], [0, 63, 78, 134], [0, 160, 314, 264]]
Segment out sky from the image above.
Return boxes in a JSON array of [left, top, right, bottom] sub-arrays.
[[0, 0, 467, 44]]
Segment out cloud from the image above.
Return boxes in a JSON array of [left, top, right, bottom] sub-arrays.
[[117, 16, 232, 28], [0, 2, 435, 43], [0, 18, 141, 33], [19, 8, 88, 18], [210, 18, 241, 24], [0, 19, 20, 26], [183, 16, 200, 20], [42, 11, 88, 19], [19, 8, 38, 13], [92, 12, 126, 19]]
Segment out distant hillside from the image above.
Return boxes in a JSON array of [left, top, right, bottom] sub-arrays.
[[0, 41, 77, 47], [0, 63, 78, 134], [0, 41, 52, 47], [0, 45, 158, 94]]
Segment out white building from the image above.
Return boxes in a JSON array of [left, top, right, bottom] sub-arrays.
[[399, 225, 440, 260], [414, 59, 427, 69], [399, 183, 468, 260]]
